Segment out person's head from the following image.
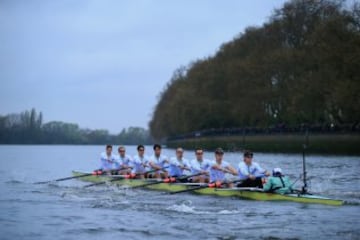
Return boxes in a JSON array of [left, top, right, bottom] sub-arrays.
[[243, 150, 253, 165], [118, 146, 126, 157], [153, 144, 162, 156], [176, 147, 184, 159], [137, 145, 145, 157], [106, 145, 113, 156], [272, 168, 283, 177], [195, 147, 204, 161], [215, 148, 224, 163]]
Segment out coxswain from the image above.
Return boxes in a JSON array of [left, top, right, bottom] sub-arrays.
[[263, 168, 293, 194]]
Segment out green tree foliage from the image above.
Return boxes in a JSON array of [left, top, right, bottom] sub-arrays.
[[150, 0, 360, 139], [0, 109, 152, 144]]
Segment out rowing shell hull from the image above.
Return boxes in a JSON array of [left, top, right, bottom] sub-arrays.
[[73, 171, 343, 206]]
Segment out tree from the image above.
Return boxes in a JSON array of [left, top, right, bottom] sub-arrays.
[[149, 0, 360, 139]]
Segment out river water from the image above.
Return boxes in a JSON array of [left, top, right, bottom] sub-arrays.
[[0, 145, 359, 240]]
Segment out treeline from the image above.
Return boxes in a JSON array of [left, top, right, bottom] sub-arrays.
[[167, 124, 360, 142], [0, 108, 152, 144], [150, 0, 360, 140]]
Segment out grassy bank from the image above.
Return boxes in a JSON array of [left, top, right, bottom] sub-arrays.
[[166, 134, 360, 155]]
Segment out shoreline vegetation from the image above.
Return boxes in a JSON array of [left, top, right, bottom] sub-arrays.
[[0, 108, 152, 145], [166, 133, 360, 155], [149, 0, 360, 158]]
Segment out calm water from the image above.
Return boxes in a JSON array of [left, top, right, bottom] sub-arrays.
[[0, 145, 359, 240]]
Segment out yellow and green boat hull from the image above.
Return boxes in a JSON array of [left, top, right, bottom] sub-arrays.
[[73, 171, 343, 206]]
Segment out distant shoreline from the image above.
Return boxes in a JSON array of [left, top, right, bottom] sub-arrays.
[[166, 133, 360, 156]]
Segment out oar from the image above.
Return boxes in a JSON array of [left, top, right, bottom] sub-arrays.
[[170, 179, 242, 194], [83, 167, 167, 188], [169, 177, 261, 195], [131, 172, 202, 189], [34, 169, 103, 184], [169, 182, 215, 194]]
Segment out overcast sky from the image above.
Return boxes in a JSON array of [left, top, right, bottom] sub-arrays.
[[0, 0, 287, 133]]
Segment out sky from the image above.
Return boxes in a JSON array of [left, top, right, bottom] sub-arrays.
[[0, 0, 288, 133]]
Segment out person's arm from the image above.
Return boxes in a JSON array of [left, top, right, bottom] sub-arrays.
[[180, 159, 191, 171], [163, 156, 169, 164], [285, 176, 293, 191], [162, 156, 169, 170], [224, 164, 238, 175], [113, 156, 121, 169], [263, 178, 273, 192], [129, 157, 137, 173], [100, 154, 109, 170], [122, 156, 132, 169], [190, 160, 201, 173], [149, 158, 162, 170], [254, 163, 270, 177], [200, 160, 212, 175], [238, 163, 251, 179]]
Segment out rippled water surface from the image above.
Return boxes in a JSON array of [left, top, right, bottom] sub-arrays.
[[0, 145, 359, 240]]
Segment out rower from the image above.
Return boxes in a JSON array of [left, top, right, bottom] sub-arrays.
[[190, 147, 212, 183], [100, 145, 117, 174], [115, 146, 132, 174], [237, 150, 270, 188], [263, 168, 293, 194], [131, 145, 150, 179], [168, 147, 191, 182], [148, 144, 169, 178], [209, 148, 237, 187]]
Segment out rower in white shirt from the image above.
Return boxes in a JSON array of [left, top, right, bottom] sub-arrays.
[[237, 150, 270, 188], [148, 144, 169, 178], [131, 145, 150, 179], [209, 148, 237, 187], [168, 147, 191, 181], [115, 146, 132, 174], [99, 145, 117, 174], [190, 148, 212, 183]]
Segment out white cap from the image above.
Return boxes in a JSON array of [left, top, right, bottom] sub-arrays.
[[273, 168, 282, 175]]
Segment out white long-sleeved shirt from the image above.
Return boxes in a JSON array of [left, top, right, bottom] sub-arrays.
[[190, 158, 212, 174], [100, 152, 117, 170], [168, 157, 191, 177], [131, 155, 150, 174], [114, 154, 132, 169], [148, 154, 168, 173], [209, 160, 231, 182], [237, 161, 265, 180]]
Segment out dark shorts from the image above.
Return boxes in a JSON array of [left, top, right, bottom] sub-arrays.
[[237, 178, 263, 188], [171, 175, 190, 183]]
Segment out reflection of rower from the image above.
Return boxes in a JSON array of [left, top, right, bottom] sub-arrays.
[[263, 168, 293, 194], [237, 150, 270, 188]]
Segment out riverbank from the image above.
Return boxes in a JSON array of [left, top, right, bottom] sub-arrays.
[[166, 134, 360, 155]]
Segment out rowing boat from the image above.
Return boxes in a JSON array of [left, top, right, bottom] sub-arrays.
[[73, 171, 343, 206]]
